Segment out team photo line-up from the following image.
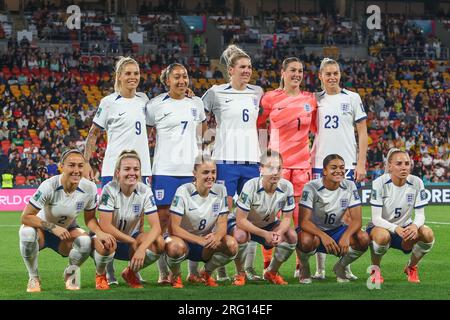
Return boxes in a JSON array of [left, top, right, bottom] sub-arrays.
[[18, 45, 435, 292]]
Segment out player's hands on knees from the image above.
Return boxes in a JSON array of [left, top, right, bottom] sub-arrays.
[[320, 234, 340, 256], [395, 226, 406, 239], [204, 233, 221, 249], [97, 231, 116, 251], [52, 226, 71, 240], [265, 231, 280, 247], [338, 236, 350, 256], [403, 225, 419, 241], [130, 248, 146, 272]]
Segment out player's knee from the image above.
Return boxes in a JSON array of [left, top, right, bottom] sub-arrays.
[[19, 226, 37, 242], [419, 225, 434, 243], [165, 239, 186, 258], [154, 236, 165, 254], [224, 235, 238, 256], [356, 231, 370, 250], [371, 228, 391, 245], [299, 235, 316, 252], [233, 229, 249, 244], [74, 235, 92, 253], [285, 228, 298, 245]]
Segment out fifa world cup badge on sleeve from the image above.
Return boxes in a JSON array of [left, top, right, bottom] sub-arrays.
[[239, 192, 248, 204], [301, 191, 309, 202], [33, 191, 42, 201], [172, 195, 180, 206], [287, 196, 294, 206], [420, 190, 427, 201], [101, 194, 109, 205], [371, 189, 377, 201]]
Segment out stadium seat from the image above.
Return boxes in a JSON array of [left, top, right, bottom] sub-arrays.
[[14, 175, 26, 186]]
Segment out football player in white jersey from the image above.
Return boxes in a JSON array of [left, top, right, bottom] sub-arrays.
[[93, 150, 164, 289], [228, 150, 297, 286], [84, 56, 152, 186], [83, 57, 152, 285], [368, 149, 434, 284], [146, 63, 207, 284], [201, 45, 264, 282], [19, 149, 115, 292], [296, 154, 370, 284], [309, 58, 368, 280], [164, 155, 237, 288]]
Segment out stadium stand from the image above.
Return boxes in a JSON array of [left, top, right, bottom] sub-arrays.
[[0, 5, 448, 187]]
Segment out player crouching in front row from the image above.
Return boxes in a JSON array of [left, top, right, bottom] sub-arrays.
[[93, 150, 165, 290], [164, 154, 238, 288], [296, 154, 370, 284], [19, 149, 116, 292], [228, 150, 297, 286], [368, 148, 435, 284]]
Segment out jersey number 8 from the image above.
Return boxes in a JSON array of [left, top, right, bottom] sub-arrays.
[[324, 115, 339, 129], [198, 219, 207, 230]]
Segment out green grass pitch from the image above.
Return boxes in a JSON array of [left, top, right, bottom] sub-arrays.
[[1, 206, 449, 300]]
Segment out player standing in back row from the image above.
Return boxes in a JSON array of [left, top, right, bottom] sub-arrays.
[[310, 58, 368, 280], [195, 45, 264, 284], [147, 63, 207, 284]]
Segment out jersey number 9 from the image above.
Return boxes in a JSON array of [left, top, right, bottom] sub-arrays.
[[135, 121, 141, 135]]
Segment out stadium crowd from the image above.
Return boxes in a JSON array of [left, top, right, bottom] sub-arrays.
[[0, 14, 449, 188]]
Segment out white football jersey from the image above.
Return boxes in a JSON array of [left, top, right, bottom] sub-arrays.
[[231, 177, 295, 228], [169, 183, 228, 236], [300, 178, 361, 231], [29, 175, 98, 229], [368, 174, 428, 230], [93, 92, 152, 177], [311, 89, 367, 170], [202, 84, 263, 162], [147, 94, 206, 176], [98, 181, 157, 236]]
